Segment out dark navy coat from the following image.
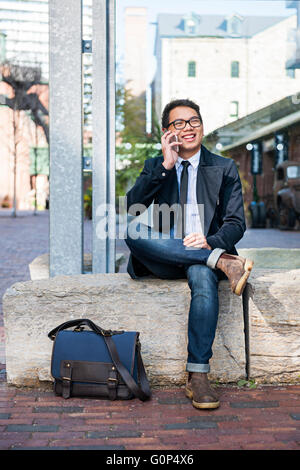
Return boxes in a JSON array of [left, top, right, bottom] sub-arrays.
[[126, 144, 246, 277]]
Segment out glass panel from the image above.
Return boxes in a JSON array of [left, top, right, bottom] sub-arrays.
[[82, 0, 93, 261], [115, 0, 300, 252], [188, 61, 196, 77], [277, 168, 284, 180], [231, 61, 239, 78], [0, 0, 50, 214], [230, 101, 239, 118], [287, 165, 300, 178]]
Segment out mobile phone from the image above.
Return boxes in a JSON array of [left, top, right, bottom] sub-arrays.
[[170, 134, 179, 153]]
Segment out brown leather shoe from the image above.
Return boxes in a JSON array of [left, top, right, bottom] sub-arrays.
[[216, 253, 254, 296], [185, 373, 220, 409]]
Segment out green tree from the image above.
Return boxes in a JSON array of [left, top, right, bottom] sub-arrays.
[[84, 83, 163, 217], [115, 83, 162, 200]]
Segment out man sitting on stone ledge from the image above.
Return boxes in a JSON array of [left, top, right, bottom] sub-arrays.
[[125, 98, 254, 410]]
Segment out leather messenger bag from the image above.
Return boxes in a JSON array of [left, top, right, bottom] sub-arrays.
[[48, 318, 151, 401]]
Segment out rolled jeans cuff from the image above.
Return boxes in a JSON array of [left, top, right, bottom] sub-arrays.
[[207, 248, 226, 270], [186, 363, 210, 373]]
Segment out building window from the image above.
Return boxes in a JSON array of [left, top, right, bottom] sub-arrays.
[[230, 101, 239, 118], [231, 61, 239, 78], [188, 61, 196, 77], [227, 15, 242, 36], [186, 20, 196, 35], [183, 14, 199, 35], [231, 18, 241, 35], [277, 168, 284, 180], [286, 68, 295, 78]]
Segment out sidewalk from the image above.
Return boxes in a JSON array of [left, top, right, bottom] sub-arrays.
[[0, 211, 299, 450]]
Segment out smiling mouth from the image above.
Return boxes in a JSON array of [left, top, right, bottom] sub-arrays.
[[182, 133, 196, 142]]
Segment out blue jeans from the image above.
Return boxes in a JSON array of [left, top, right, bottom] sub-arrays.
[[125, 223, 225, 373]]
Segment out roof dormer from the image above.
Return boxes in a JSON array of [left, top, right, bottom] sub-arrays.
[[183, 13, 200, 36], [226, 14, 244, 37]]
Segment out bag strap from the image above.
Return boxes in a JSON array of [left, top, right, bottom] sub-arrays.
[[103, 334, 151, 401], [48, 319, 151, 401], [48, 318, 122, 340]]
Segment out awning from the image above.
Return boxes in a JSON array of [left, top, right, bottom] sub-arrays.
[[222, 109, 300, 152]]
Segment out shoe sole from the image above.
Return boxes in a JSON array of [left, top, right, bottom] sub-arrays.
[[185, 388, 220, 409], [234, 259, 254, 296]]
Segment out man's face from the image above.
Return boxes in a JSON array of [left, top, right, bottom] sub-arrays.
[[167, 106, 204, 155]]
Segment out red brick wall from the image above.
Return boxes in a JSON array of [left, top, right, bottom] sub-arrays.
[[226, 121, 300, 212], [288, 124, 300, 161]]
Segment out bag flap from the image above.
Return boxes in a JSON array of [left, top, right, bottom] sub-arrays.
[[51, 330, 138, 380]]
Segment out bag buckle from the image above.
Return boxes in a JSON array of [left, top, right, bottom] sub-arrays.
[[74, 326, 84, 332], [107, 370, 118, 400], [102, 330, 113, 336]]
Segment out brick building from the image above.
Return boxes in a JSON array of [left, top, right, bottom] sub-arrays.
[[152, 12, 300, 134], [0, 78, 49, 210], [204, 94, 300, 220]]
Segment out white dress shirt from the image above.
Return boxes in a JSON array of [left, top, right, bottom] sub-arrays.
[[175, 149, 203, 236]]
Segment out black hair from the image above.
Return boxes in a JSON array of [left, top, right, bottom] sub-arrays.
[[161, 98, 203, 129]]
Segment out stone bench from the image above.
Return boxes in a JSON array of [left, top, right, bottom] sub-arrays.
[[3, 264, 300, 387], [3, 273, 247, 387]]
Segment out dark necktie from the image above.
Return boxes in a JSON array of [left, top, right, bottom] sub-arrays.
[[179, 160, 190, 238]]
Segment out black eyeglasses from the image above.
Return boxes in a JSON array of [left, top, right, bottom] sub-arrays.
[[167, 117, 202, 130]]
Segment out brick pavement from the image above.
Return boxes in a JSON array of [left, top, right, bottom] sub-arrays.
[[0, 210, 300, 451], [0, 375, 299, 450]]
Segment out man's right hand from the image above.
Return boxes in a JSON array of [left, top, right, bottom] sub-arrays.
[[161, 131, 182, 170]]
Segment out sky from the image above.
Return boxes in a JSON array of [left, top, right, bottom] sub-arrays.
[[117, 0, 292, 21], [116, 0, 295, 83]]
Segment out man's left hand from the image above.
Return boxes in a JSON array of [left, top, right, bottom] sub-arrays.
[[183, 233, 211, 249]]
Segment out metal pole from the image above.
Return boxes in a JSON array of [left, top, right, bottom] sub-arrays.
[[242, 283, 251, 380], [92, 0, 116, 273], [12, 106, 17, 218], [34, 123, 38, 215], [49, 0, 83, 276]]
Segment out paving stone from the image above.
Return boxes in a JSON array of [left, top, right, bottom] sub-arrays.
[[5, 424, 59, 432], [69, 445, 126, 450], [33, 406, 84, 413], [188, 414, 239, 422], [164, 421, 218, 430], [13, 446, 65, 450], [242, 441, 299, 450], [87, 430, 142, 438], [157, 396, 191, 404], [230, 401, 279, 408]]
